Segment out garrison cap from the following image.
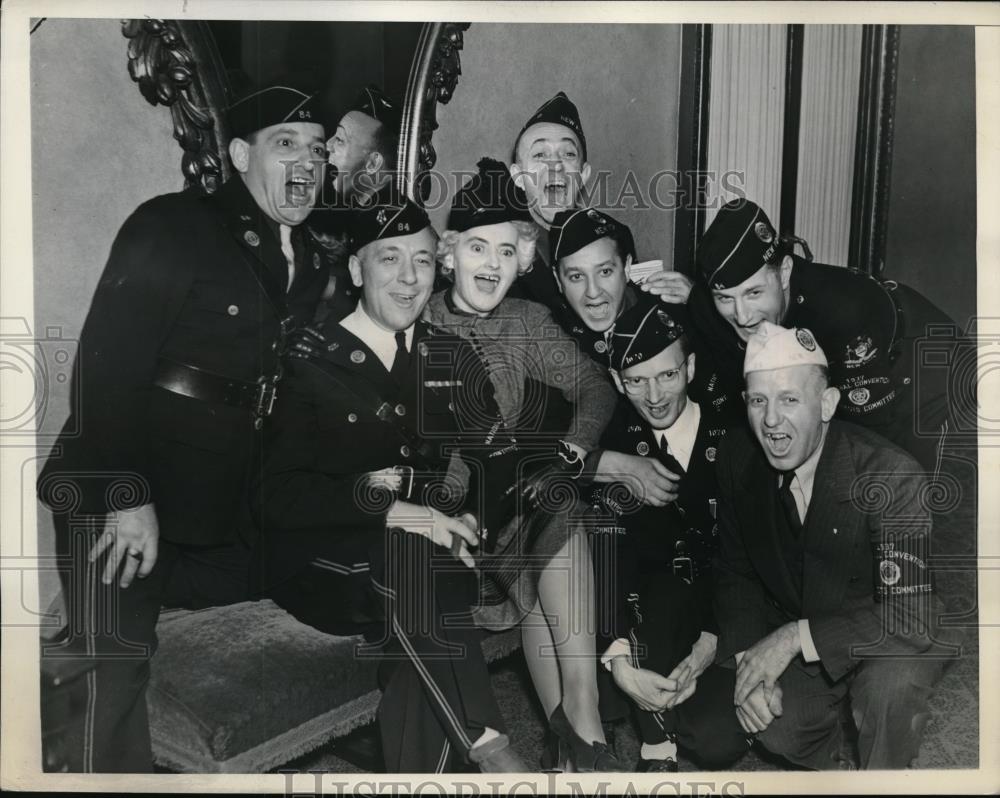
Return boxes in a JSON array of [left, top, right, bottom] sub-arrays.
[[227, 85, 321, 140], [743, 322, 828, 376], [350, 196, 431, 254], [516, 91, 588, 161], [448, 157, 533, 232], [609, 300, 686, 373], [698, 199, 780, 289], [351, 84, 402, 135], [550, 207, 636, 265]]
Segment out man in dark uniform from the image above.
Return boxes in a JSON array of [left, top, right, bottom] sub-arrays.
[[550, 206, 744, 424], [583, 301, 749, 772], [36, 85, 332, 772], [254, 197, 525, 773], [310, 84, 404, 321], [715, 321, 961, 769], [661, 198, 960, 473]]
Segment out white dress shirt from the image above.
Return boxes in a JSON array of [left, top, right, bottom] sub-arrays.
[[340, 301, 414, 372]]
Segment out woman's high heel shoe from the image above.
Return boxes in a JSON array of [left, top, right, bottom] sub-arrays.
[[548, 703, 628, 773]]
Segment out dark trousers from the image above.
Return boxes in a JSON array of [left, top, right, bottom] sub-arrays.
[[629, 578, 750, 769], [42, 513, 251, 773], [757, 654, 949, 769], [270, 527, 505, 773]]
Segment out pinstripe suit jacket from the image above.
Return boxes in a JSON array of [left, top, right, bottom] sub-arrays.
[[713, 420, 952, 683]]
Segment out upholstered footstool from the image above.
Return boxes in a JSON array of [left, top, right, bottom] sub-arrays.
[[148, 600, 521, 773]]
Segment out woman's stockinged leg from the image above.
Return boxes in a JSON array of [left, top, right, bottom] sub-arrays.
[[536, 528, 604, 744], [521, 603, 561, 719]]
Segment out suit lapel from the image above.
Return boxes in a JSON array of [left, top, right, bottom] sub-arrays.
[[800, 423, 860, 613], [316, 323, 397, 402], [208, 179, 289, 317]]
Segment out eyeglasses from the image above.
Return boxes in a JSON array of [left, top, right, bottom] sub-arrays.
[[621, 369, 683, 396]]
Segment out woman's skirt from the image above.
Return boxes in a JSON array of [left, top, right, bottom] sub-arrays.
[[472, 497, 591, 631]]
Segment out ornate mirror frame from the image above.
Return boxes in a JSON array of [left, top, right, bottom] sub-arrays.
[[121, 18, 470, 201]]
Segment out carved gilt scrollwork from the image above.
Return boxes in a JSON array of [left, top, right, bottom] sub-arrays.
[[401, 22, 471, 201], [122, 19, 229, 194]]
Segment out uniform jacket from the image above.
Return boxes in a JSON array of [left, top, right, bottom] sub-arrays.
[[589, 400, 727, 639], [687, 257, 958, 437], [714, 421, 952, 683], [253, 318, 508, 594], [37, 178, 332, 545]]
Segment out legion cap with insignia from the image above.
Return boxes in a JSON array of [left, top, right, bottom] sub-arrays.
[[698, 199, 781, 289], [516, 91, 588, 161], [227, 85, 322, 140], [351, 84, 402, 135], [609, 300, 686, 372], [549, 207, 636, 265], [349, 196, 431, 253], [743, 321, 828, 375], [448, 157, 533, 232]]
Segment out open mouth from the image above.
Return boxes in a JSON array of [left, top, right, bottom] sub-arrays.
[[645, 401, 673, 420], [584, 299, 611, 319], [474, 273, 502, 293], [286, 177, 315, 203], [389, 293, 418, 308], [763, 431, 792, 455]]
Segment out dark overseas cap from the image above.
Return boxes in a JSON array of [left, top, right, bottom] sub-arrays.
[[549, 207, 636, 265], [609, 300, 686, 373], [351, 84, 402, 135], [448, 157, 533, 232], [350, 197, 431, 254], [698, 199, 781, 289], [227, 85, 321, 140], [516, 91, 587, 161]]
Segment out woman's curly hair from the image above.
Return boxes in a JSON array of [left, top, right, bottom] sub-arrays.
[[438, 221, 540, 277]]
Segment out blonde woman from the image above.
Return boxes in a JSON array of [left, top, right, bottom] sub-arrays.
[[424, 158, 623, 772]]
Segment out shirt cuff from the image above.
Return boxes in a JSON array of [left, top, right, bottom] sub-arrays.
[[798, 619, 821, 663], [600, 638, 632, 671]]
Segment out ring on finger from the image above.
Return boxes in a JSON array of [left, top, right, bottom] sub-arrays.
[[126, 548, 143, 559]]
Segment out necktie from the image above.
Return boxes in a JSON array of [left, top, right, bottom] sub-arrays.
[[390, 331, 410, 384], [778, 471, 802, 537], [279, 223, 296, 291], [658, 435, 685, 477]]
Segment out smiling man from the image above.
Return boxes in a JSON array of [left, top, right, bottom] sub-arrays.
[[584, 300, 749, 772], [37, 85, 332, 772], [255, 197, 526, 773], [681, 198, 961, 473], [713, 321, 961, 769]]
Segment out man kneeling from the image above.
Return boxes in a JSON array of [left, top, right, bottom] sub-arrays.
[[587, 301, 749, 771]]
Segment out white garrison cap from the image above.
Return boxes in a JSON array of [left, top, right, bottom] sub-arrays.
[[743, 321, 828, 375]]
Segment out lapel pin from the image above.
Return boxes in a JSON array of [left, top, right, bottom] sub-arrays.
[[350, 350, 366, 364], [636, 441, 650, 456], [244, 230, 260, 247]]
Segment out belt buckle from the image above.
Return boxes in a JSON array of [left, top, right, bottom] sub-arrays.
[[255, 375, 279, 419], [394, 466, 415, 500], [672, 556, 694, 583]]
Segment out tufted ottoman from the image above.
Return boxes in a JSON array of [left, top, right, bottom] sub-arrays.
[[147, 601, 521, 773]]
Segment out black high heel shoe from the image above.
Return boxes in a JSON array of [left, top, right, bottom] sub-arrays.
[[548, 703, 628, 772]]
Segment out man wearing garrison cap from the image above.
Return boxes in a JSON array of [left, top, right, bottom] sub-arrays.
[[660, 197, 962, 473], [37, 84, 331, 771], [582, 300, 749, 771], [310, 84, 405, 321], [713, 321, 961, 769], [256, 196, 527, 773]]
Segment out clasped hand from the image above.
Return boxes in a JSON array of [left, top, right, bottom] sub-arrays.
[[733, 622, 801, 733]]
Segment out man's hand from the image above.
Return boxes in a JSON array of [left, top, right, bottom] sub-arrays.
[[88, 502, 159, 588], [386, 501, 479, 568], [664, 631, 717, 709], [594, 451, 680, 506], [735, 683, 784, 734], [286, 324, 327, 360], [638, 270, 694, 304], [610, 656, 680, 712], [734, 622, 801, 705]]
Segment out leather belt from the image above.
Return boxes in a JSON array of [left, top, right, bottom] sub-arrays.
[[153, 359, 278, 418]]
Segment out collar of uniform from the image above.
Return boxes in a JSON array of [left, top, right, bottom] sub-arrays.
[[656, 399, 700, 472], [340, 300, 415, 371]]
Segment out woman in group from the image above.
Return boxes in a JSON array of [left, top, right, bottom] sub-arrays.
[[424, 158, 622, 772]]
